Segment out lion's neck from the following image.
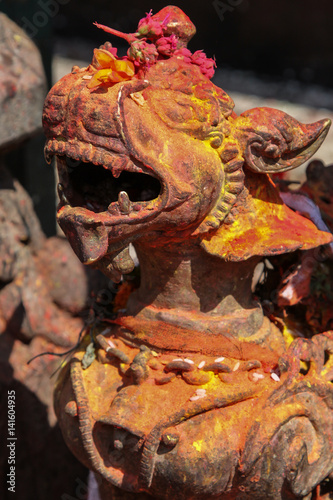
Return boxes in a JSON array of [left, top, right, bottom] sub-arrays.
[[126, 243, 263, 339]]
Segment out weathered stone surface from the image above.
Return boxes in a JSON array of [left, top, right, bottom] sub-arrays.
[[0, 13, 46, 150]]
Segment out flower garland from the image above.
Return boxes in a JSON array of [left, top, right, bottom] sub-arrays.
[[87, 9, 216, 90]]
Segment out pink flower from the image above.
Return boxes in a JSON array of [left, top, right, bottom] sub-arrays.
[[191, 50, 206, 64], [191, 50, 216, 79], [93, 13, 216, 78], [128, 40, 158, 65], [108, 47, 118, 57], [137, 10, 165, 38], [98, 41, 118, 57], [155, 35, 177, 56], [174, 47, 192, 64]]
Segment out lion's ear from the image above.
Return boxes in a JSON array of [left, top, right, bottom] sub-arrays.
[[234, 107, 330, 173]]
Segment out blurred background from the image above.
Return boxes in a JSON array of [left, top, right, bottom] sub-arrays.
[[2, 0, 333, 88], [1, 0, 333, 233]]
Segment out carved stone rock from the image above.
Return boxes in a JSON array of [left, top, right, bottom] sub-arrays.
[[43, 7, 333, 499]]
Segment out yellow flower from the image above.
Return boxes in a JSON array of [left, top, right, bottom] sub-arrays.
[[87, 49, 135, 89]]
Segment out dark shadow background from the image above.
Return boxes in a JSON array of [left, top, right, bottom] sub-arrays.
[[3, 0, 333, 86], [55, 0, 333, 88]]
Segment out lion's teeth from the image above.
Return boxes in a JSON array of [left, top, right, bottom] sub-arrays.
[[111, 157, 130, 178], [57, 183, 71, 206], [112, 168, 122, 179], [44, 150, 52, 164], [118, 191, 131, 214], [107, 203, 118, 214]]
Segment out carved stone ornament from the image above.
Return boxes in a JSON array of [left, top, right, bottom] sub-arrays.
[[43, 7, 333, 499]]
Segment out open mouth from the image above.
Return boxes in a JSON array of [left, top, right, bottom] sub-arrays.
[[55, 153, 163, 220], [57, 155, 161, 214], [43, 141, 168, 277]]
